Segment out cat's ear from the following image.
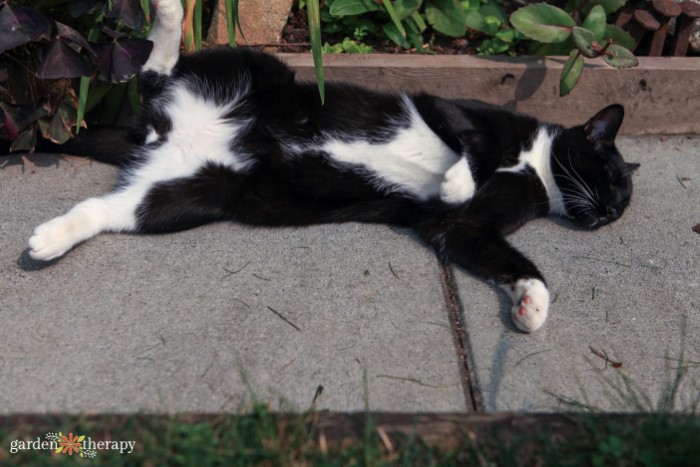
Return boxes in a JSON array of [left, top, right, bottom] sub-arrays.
[[584, 104, 624, 143], [625, 162, 641, 174]]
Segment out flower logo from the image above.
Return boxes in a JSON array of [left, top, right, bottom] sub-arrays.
[[45, 432, 96, 458], [57, 433, 83, 456]]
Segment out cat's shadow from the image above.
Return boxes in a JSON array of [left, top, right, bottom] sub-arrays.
[[17, 249, 61, 271], [388, 225, 520, 332]]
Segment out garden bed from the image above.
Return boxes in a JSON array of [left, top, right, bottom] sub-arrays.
[[280, 53, 700, 135]]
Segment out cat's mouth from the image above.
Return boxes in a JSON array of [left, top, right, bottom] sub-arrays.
[[574, 210, 622, 230]]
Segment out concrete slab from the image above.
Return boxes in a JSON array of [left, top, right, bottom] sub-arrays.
[[0, 154, 468, 413], [453, 136, 700, 412]]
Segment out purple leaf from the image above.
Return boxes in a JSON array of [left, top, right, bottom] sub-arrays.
[[10, 125, 38, 152], [71, 0, 104, 18], [104, 0, 145, 30], [47, 108, 72, 144], [0, 102, 19, 140], [56, 22, 97, 59], [0, 101, 47, 133], [112, 37, 152, 82], [0, 3, 51, 54], [36, 39, 92, 79], [89, 41, 115, 81], [99, 24, 126, 40]]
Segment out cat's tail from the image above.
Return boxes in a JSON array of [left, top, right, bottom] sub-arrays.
[[2, 125, 137, 166]]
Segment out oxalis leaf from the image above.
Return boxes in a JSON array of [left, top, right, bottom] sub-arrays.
[[36, 39, 92, 79], [0, 3, 51, 54], [603, 44, 638, 68], [560, 50, 584, 97], [510, 3, 575, 43]]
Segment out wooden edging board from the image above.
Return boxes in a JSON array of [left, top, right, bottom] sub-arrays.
[[279, 54, 700, 135]]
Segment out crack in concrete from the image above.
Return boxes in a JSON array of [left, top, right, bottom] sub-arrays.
[[438, 261, 485, 412]]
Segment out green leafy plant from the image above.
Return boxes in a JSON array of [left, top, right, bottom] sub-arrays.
[[510, 0, 637, 96], [310, 0, 517, 55], [0, 0, 154, 151], [322, 37, 374, 53]]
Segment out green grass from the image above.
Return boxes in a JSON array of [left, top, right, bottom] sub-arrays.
[[3, 327, 698, 465], [2, 409, 700, 466]]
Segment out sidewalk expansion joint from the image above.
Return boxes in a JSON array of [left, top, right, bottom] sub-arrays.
[[438, 261, 485, 412]]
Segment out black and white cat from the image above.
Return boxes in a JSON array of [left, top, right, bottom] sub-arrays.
[[25, 0, 639, 332]]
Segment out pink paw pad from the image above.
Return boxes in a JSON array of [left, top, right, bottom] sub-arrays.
[[518, 306, 527, 316], [523, 296, 532, 305]]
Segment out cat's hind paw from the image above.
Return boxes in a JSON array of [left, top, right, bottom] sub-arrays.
[[28, 214, 91, 261], [506, 278, 549, 332]]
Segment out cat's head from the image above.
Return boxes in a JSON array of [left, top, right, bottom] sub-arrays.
[[551, 104, 640, 229]]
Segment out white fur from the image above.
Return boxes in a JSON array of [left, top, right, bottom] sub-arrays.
[[497, 126, 566, 215], [322, 97, 465, 201], [141, 0, 184, 75], [501, 278, 549, 332], [440, 157, 475, 204], [29, 85, 250, 261], [145, 126, 159, 144]]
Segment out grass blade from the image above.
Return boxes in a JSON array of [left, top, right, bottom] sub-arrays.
[[223, 0, 240, 47], [194, 0, 202, 50], [184, 0, 196, 52], [382, 0, 406, 39], [140, 0, 151, 24], [307, 0, 325, 104], [76, 77, 90, 133], [75, 25, 102, 133]]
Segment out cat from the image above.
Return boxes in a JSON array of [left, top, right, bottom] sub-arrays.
[[23, 0, 639, 332]]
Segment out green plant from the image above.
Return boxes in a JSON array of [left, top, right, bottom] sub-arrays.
[[476, 2, 523, 56], [0, 0, 251, 151], [322, 37, 374, 53], [510, 0, 637, 96], [306, 0, 518, 55], [0, 0, 154, 151]]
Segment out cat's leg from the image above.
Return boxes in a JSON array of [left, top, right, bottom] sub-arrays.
[[141, 0, 183, 75], [419, 170, 551, 332], [440, 157, 476, 205], [28, 187, 147, 261], [28, 163, 239, 260], [438, 229, 549, 332]]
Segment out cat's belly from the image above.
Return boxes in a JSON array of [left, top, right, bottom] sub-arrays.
[[140, 85, 253, 179], [321, 100, 465, 201]]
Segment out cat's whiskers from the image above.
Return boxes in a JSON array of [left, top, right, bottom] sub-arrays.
[[557, 185, 597, 210], [554, 155, 599, 213]]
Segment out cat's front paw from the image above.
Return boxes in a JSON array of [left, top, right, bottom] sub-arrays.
[[439, 158, 475, 205], [508, 278, 549, 332], [28, 216, 81, 261]]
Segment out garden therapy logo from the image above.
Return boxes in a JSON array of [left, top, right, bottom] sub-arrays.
[[47, 432, 96, 458], [9, 431, 136, 457]]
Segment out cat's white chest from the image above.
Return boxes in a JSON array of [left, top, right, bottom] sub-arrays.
[[140, 85, 252, 183]]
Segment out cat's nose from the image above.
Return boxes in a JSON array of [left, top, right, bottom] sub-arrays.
[[607, 206, 619, 217]]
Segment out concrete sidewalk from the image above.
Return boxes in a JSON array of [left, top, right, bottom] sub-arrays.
[[0, 136, 698, 414]]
